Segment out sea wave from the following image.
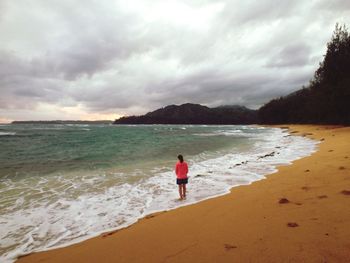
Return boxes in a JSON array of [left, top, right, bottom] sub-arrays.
[[0, 132, 16, 136], [193, 129, 250, 137], [0, 127, 318, 263]]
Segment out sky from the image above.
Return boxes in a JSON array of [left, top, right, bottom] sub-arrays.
[[0, 0, 349, 122]]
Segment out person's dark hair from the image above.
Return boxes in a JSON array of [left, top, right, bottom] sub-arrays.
[[177, 154, 184, 163]]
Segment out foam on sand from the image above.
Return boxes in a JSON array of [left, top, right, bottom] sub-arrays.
[[0, 127, 318, 263]]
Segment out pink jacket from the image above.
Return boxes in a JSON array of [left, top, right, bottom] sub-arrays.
[[175, 161, 188, 179]]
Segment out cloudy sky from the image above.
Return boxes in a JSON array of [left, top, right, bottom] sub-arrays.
[[0, 0, 349, 122]]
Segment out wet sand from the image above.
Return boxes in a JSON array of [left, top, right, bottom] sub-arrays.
[[17, 125, 350, 263]]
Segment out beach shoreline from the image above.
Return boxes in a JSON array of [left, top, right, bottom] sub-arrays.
[[17, 125, 350, 263]]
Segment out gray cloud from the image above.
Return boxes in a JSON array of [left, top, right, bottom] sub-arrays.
[[0, 0, 350, 121], [316, 0, 350, 11], [220, 0, 301, 26], [265, 43, 312, 68]]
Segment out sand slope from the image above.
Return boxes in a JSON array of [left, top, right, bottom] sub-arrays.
[[17, 125, 350, 263]]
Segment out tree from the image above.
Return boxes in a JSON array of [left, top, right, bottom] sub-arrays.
[[259, 23, 350, 125]]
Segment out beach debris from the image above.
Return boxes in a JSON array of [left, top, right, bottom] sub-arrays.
[[290, 131, 299, 134], [320, 138, 325, 141], [287, 222, 299, 227], [318, 195, 328, 199], [258, 152, 275, 159], [301, 186, 310, 191], [302, 133, 313, 137], [340, 190, 350, 195], [304, 169, 310, 172], [224, 244, 237, 250], [278, 198, 290, 204], [195, 174, 207, 178], [98, 212, 107, 217], [339, 166, 346, 170], [328, 150, 334, 152], [145, 214, 155, 219], [294, 202, 302, 206], [234, 161, 248, 167], [102, 230, 119, 238]]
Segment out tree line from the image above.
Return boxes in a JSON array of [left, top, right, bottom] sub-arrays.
[[259, 24, 350, 125]]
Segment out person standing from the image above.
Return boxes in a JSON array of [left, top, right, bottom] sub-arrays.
[[175, 154, 188, 200]]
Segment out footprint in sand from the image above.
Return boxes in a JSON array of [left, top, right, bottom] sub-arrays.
[[339, 166, 346, 170], [304, 169, 310, 173], [224, 244, 237, 250], [301, 186, 310, 191], [328, 150, 334, 152], [340, 190, 350, 195], [318, 195, 328, 199], [287, 222, 299, 227], [278, 198, 290, 204]]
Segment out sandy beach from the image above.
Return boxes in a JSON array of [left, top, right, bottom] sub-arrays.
[[17, 125, 350, 263]]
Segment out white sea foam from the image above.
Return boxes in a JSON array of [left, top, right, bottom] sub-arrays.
[[194, 129, 251, 137], [0, 127, 318, 263], [65, 124, 90, 127], [0, 132, 16, 136], [31, 127, 65, 130]]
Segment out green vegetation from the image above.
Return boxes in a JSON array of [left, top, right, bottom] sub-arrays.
[[259, 24, 350, 125], [114, 103, 258, 124]]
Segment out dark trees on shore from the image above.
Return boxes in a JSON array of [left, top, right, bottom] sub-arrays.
[[259, 24, 350, 125]]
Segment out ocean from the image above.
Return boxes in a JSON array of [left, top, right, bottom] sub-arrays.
[[0, 124, 317, 262]]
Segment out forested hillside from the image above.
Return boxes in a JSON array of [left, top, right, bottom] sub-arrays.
[[259, 24, 350, 125]]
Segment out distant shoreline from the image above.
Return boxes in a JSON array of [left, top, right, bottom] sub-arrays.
[[11, 120, 113, 124]]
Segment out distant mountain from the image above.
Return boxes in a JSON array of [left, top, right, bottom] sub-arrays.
[[12, 120, 113, 124], [114, 103, 258, 124]]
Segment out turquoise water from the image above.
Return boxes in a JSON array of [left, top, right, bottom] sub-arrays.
[[0, 124, 252, 178], [0, 124, 317, 262]]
